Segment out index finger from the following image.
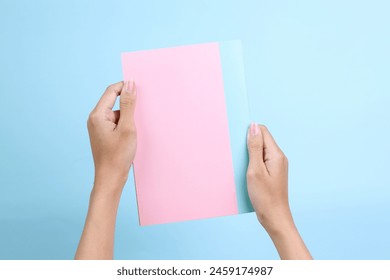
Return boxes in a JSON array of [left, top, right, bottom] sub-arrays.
[[94, 81, 124, 112]]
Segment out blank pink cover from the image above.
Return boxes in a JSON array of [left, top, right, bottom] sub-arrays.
[[122, 43, 238, 225]]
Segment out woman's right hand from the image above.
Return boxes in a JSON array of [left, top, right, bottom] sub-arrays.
[[246, 123, 312, 260]]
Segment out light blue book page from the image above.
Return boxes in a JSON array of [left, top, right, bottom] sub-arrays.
[[219, 40, 253, 213]]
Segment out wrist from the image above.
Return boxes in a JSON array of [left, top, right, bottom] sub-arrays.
[[83, 181, 123, 229], [262, 217, 313, 260], [264, 219, 298, 240], [259, 211, 296, 238], [91, 177, 126, 203], [93, 167, 129, 192], [89, 185, 122, 209], [91, 180, 124, 201]]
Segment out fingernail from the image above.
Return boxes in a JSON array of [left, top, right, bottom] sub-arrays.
[[128, 79, 137, 95], [125, 79, 132, 92], [124, 80, 129, 92], [250, 122, 259, 136]]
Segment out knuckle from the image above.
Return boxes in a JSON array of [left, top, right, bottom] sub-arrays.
[[282, 154, 289, 166], [248, 141, 263, 152], [275, 150, 283, 158], [276, 152, 288, 166], [120, 124, 136, 135], [247, 167, 261, 181], [87, 111, 99, 126], [105, 84, 116, 92], [120, 95, 135, 107], [277, 151, 287, 160]]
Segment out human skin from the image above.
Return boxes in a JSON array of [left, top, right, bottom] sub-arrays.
[[75, 81, 311, 260], [246, 123, 312, 260], [75, 80, 137, 260]]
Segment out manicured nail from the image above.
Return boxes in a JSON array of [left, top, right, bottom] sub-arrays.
[[123, 80, 128, 92], [250, 122, 259, 136], [125, 80, 133, 93], [129, 79, 137, 95]]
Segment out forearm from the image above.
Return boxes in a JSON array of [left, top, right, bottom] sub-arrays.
[[76, 81, 136, 259], [74, 183, 123, 260], [266, 222, 312, 260]]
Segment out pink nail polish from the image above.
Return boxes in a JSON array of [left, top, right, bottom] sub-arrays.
[[126, 80, 133, 93], [254, 124, 259, 135], [128, 79, 136, 95], [251, 122, 259, 136]]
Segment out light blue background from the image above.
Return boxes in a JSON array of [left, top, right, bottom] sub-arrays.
[[0, 0, 389, 259]]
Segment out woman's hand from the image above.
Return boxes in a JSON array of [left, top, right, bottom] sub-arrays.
[[247, 123, 312, 260], [87, 80, 137, 194], [75, 80, 137, 260]]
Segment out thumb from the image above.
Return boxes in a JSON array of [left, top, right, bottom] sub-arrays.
[[118, 80, 137, 131], [247, 122, 267, 175]]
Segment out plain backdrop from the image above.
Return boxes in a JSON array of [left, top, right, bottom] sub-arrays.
[[0, 0, 389, 259]]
